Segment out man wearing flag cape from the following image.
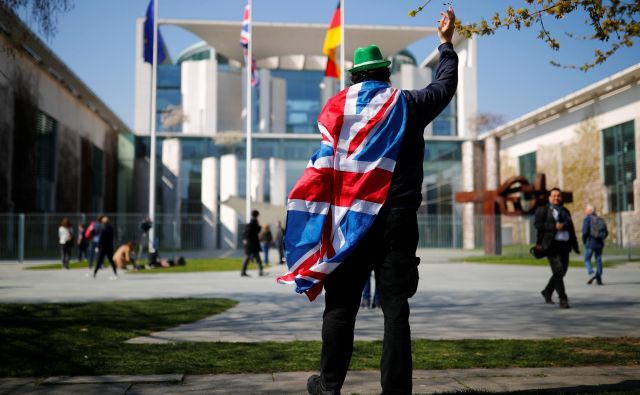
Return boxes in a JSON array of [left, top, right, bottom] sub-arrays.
[[278, 8, 458, 395]]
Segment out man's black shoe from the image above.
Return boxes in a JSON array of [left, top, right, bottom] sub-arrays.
[[559, 298, 570, 309], [587, 275, 597, 285], [541, 290, 554, 304], [241, 272, 250, 277], [307, 374, 339, 395], [596, 277, 603, 285]]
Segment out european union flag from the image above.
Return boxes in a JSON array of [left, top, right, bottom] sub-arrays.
[[143, 0, 166, 64]]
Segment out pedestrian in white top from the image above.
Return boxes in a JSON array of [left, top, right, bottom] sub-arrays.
[[58, 217, 73, 269]]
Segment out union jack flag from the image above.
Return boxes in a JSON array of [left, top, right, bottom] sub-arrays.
[[277, 81, 407, 301], [240, 3, 258, 87]]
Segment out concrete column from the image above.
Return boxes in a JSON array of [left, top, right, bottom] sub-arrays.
[[271, 77, 287, 133], [133, 17, 151, 134], [182, 56, 217, 134], [251, 158, 266, 203], [269, 158, 287, 206], [162, 138, 182, 249], [220, 154, 239, 249], [258, 69, 271, 133], [320, 76, 338, 107], [485, 135, 500, 189], [201, 157, 218, 249], [634, 117, 640, 213], [220, 154, 238, 202], [461, 140, 475, 250]]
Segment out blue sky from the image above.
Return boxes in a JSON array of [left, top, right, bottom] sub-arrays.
[[17, 0, 640, 129]]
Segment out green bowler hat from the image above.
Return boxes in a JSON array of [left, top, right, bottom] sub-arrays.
[[348, 44, 391, 73]]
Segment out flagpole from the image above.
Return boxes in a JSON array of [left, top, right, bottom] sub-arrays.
[[148, 0, 159, 253], [245, 0, 253, 223], [339, 0, 345, 90]]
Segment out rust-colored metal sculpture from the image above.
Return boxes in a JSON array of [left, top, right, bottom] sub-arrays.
[[455, 174, 573, 255]]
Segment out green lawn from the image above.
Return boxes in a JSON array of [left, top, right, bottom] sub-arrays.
[[1, 300, 639, 377], [25, 258, 245, 272]]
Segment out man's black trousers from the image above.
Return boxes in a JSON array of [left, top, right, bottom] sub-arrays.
[[543, 240, 570, 300], [319, 208, 420, 395]]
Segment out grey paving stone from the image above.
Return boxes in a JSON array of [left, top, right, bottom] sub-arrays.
[[0, 383, 129, 395], [42, 374, 183, 384], [0, 378, 35, 394]]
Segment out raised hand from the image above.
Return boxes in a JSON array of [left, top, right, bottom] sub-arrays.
[[438, 7, 456, 44]]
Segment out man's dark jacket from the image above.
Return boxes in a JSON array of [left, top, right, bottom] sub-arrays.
[[244, 218, 261, 254], [534, 204, 579, 252], [385, 42, 458, 211]]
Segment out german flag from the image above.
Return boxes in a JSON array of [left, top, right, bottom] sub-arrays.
[[323, 3, 341, 79]]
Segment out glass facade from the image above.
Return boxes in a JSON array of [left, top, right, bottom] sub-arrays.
[[271, 70, 324, 134], [156, 63, 182, 132], [35, 111, 56, 212], [518, 152, 537, 183], [422, 141, 462, 215], [431, 68, 457, 136], [603, 120, 636, 212]]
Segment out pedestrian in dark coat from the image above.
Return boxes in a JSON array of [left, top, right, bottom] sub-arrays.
[[241, 210, 263, 277], [535, 188, 579, 309], [93, 216, 118, 279]]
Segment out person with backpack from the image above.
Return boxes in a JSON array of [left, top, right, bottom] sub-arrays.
[[85, 215, 103, 270], [582, 204, 608, 285]]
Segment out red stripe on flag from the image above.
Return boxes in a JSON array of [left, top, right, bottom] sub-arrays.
[[334, 168, 394, 206], [288, 168, 334, 202], [347, 89, 398, 157], [319, 90, 348, 145]]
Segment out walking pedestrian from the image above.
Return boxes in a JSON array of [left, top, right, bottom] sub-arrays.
[[241, 210, 263, 277], [259, 224, 273, 265], [58, 217, 73, 269], [76, 223, 89, 263], [582, 204, 608, 285], [93, 216, 118, 279], [86, 216, 103, 269], [137, 217, 153, 263], [274, 220, 285, 264], [535, 188, 580, 309]]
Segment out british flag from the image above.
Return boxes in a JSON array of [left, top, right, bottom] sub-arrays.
[[277, 80, 407, 301], [239, 3, 258, 87]]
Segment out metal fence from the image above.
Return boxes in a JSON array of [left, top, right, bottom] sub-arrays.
[[1, 212, 637, 261]]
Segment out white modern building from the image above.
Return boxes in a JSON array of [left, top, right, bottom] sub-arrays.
[[483, 64, 640, 247], [131, 17, 479, 249]]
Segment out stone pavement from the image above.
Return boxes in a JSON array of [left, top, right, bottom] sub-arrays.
[[2, 366, 640, 394], [1, 249, 639, 394]]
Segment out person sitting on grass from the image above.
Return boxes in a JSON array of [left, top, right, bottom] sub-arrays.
[[113, 241, 137, 271]]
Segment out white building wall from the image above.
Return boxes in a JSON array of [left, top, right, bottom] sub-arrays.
[[201, 157, 219, 249], [220, 154, 239, 249], [251, 158, 266, 203], [162, 138, 182, 249], [501, 85, 640, 159], [258, 69, 271, 133], [217, 71, 243, 132], [181, 56, 218, 134], [269, 158, 287, 206], [134, 17, 151, 135], [456, 38, 478, 139], [271, 77, 287, 132]]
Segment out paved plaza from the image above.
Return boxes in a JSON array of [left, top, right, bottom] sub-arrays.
[[1, 249, 639, 394]]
